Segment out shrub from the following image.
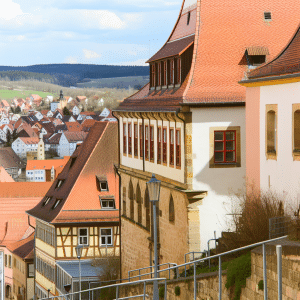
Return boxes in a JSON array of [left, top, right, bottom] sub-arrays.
[[225, 252, 251, 300], [159, 286, 165, 298], [174, 286, 180, 296], [258, 280, 264, 291]]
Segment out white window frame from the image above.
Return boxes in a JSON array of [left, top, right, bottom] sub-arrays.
[[100, 228, 113, 247], [100, 199, 115, 210], [78, 228, 89, 246]]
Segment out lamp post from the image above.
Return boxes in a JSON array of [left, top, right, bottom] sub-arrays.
[[75, 245, 84, 300], [146, 174, 161, 300]]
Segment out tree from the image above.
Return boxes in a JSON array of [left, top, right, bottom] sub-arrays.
[[14, 106, 21, 114], [63, 106, 71, 115], [5, 130, 12, 147], [12, 129, 18, 143]]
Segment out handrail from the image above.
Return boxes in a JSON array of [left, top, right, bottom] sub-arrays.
[[40, 277, 167, 300]]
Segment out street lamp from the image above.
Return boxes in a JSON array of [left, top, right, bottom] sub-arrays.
[[146, 174, 161, 300], [75, 245, 84, 300]]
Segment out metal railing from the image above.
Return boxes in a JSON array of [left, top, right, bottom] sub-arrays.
[[128, 263, 177, 282], [184, 251, 207, 277], [40, 278, 167, 300]]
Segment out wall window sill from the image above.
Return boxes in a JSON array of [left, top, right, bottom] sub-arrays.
[[209, 162, 241, 168], [266, 151, 277, 160]]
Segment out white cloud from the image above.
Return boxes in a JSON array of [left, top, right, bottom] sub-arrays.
[[0, 0, 24, 20], [83, 49, 101, 59], [65, 56, 78, 64]]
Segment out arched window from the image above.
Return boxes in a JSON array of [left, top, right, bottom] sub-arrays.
[[169, 195, 175, 222], [136, 184, 142, 224], [5, 285, 11, 298], [267, 110, 276, 153], [144, 187, 150, 230], [294, 110, 300, 152], [122, 187, 126, 216], [129, 180, 134, 220]]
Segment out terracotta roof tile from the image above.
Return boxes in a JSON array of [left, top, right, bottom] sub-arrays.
[[0, 147, 25, 169], [65, 122, 82, 132], [27, 122, 119, 224], [19, 137, 39, 144], [0, 182, 51, 198], [26, 157, 69, 171], [6, 233, 34, 261], [0, 167, 15, 182], [64, 131, 88, 142]]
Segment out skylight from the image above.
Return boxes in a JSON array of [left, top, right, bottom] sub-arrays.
[[52, 199, 62, 209], [264, 12, 271, 21], [42, 196, 51, 207]]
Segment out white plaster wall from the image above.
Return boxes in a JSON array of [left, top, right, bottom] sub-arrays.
[[260, 81, 300, 211], [120, 117, 185, 183], [191, 106, 246, 251]]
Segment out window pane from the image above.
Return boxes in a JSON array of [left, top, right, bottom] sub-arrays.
[[226, 152, 235, 162], [101, 229, 110, 235], [215, 142, 223, 151], [83, 237, 88, 244], [215, 152, 223, 162], [214, 132, 223, 141], [101, 237, 106, 244], [226, 131, 235, 140], [226, 141, 235, 150], [80, 228, 87, 235], [107, 237, 112, 245]]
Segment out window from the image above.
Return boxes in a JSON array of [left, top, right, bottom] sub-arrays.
[[129, 181, 134, 220], [128, 122, 132, 155], [134, 124, 138, 157], [96, 176, 108, 191], [145, 125, 149, 160], [100, 198, 115, 209], [175, 57, 181, 84], [55, 179, 64, 189], [139, 124, 143, 158], [170, 129, 174, 166], [100, 228, 113, 246], [28, 264, 34, 278], [163, 128, 167, 164], [169, 195, 175, 222], [209, 126, 241, 168], [151, 64, 156, 87], [150, 126, 154, 161], [293, 105, 300, 159], [169, 59, 174, 85], [157, 63, 161, 86], [266, 105, 277, 160], [78, 228, 88, 245], [162, 61, 167, 86], [42, 196, 51, 207], [122, 187, 127, 216], [187, 11, 191, 25], [157, 127, 162, 164], [70, 157, 77, 168], [5, 254, 7, 267], [214, 131, 236, 163], [176, 129, 181, 167], [123, 123, 127, 154], [52, 198, 62, 209], [145, 188, 150, 230], [264, 11, 271, 21], [136, 184, 142, 224]]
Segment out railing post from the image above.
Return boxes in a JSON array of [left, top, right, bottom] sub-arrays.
[[193, 262, 197, 300], [139, 270, 141, 280], [128, 271, 130, 282], [219, 256, 222, 300], [116, 286, 119, 300], [184, 254, 187, 277], [168, 265, 170, 280], [143, 281, 146, 300], [276, 245, 282, 300], [263, 243, 268, 300], [164, 279, 167, 300]]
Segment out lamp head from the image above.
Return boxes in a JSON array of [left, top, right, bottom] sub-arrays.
[[75, 245, 84, 259], [146, 174, 161, 202]]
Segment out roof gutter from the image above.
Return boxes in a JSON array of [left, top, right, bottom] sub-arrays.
[[181, 102, 245, 107]]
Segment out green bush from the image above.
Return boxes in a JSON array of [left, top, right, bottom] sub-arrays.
[[174, 286, 180, 296], [225, 252, 251, 300], [159, 286, 165, 298], [258, 280, 264, 291]]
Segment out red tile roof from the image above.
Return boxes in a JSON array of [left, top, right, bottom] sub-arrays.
[[26, 157, 70, 172], [65, 122, 82, 132], [1, 100, 9, 107], [27, 122, 119, 224], [19, 137, 40, 144], [80, 111, 96, 116], [64, 131, 88, 142], [0, 167, 15, 182], [248, 25, 300, 79]]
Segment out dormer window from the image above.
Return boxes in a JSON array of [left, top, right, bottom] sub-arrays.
[[70, 157, 77, 168], [96, 176, 108, 191], [100, 198, 115, 210], [52, 199, 62, 209], [42, 196, 51, 207], [239, 47, 269, 67], [55, 179, 64, 189], [264, 11, 271, 21], [187, 11, 191, 25]]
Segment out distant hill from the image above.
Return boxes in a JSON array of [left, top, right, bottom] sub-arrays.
[[0, 64, 149, 87]]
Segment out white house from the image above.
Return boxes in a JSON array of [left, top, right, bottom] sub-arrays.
[[12, 137, 39, 159], [34, 111, 43, 121], [47, 111, 54, 117], [58, 131, 88, 157], [72, 105, 80, 115], [51, 102, 59, 112], [0, 117, 10, 126], [240, 24, 300, 210]]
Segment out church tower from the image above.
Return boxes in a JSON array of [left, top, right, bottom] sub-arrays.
[[37, 132, 45, 160]]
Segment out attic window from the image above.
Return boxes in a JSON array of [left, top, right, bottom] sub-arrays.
[[55, 179, 64, 189], [52, 199, 62, 209], [96, 176, 108, 191], [100, 198, 115, 210], [264, 12, 271, 21], [42, 196, 51, 207], [187, 11, 191, 25], [70, 157, 76, 168]]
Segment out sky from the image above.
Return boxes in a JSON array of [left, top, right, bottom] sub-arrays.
[[0, 0, 182, 66]]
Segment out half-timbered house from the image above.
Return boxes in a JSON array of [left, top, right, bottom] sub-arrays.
[[113, 0, 300, 278], [26, 121, 119, 298]]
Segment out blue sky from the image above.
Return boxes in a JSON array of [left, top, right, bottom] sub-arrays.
[[0, 0, 181, 66]]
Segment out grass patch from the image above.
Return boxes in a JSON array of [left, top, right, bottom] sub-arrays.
[[0, 89, 56, 100]]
